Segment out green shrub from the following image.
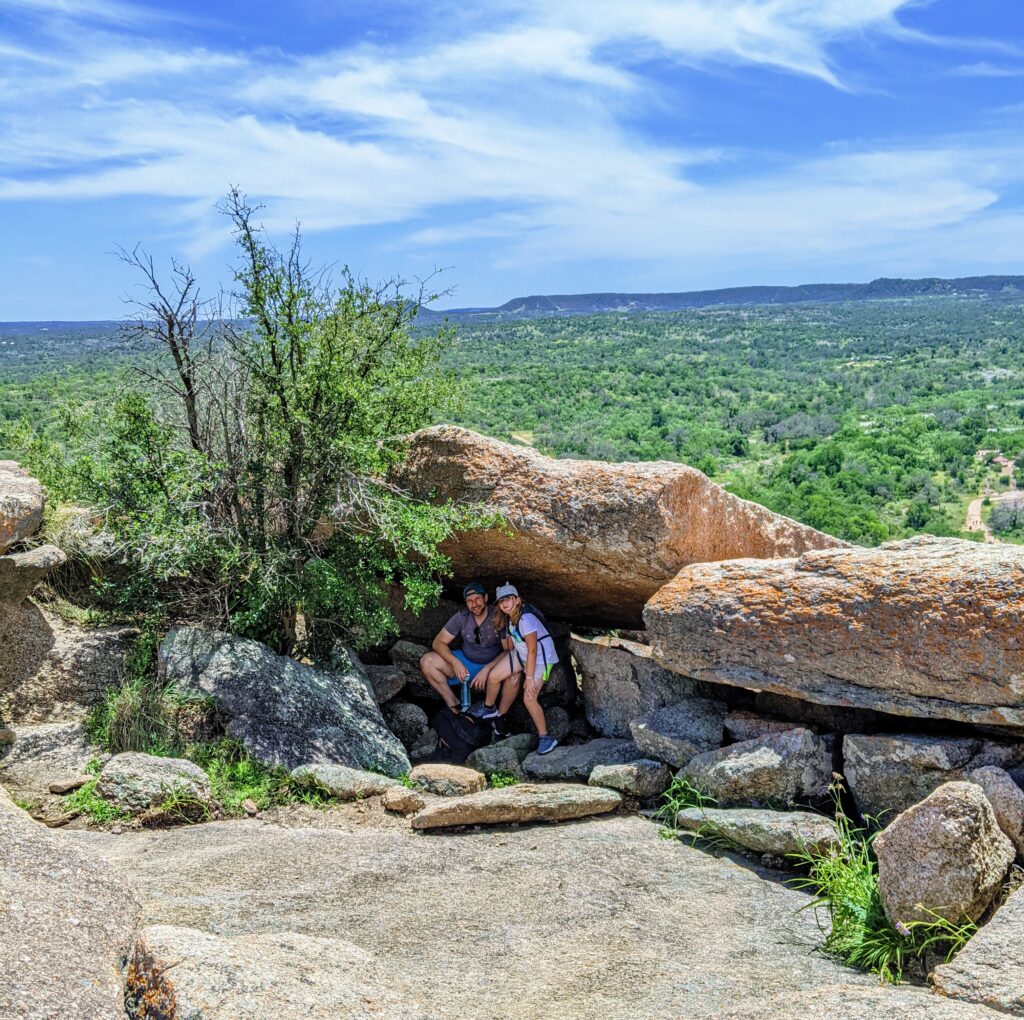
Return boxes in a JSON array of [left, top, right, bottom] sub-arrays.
[[64, 779, 130, 825], [788, 782, 977, 983]]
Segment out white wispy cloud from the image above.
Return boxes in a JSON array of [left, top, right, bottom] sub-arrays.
[[1, 0, 1022, 285]]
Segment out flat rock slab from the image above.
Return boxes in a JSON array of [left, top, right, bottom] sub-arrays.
[[0, 721, 104, 797], [645, 536, 1024, 729], [411, 783, 622, 829], [383, 786, 427, 815], [291, 763, 400, 799], [409, 763, 487, 797], [932, 884, 1024, 1014], [0, 461, 44, 554], [522, 738, 641, 780], [675, 806, 841, 857], [0, 543, 66, 604], [0, 787, 140, 1020], [125, 924, 431, 1019], [70, 813, 976, 1020], [394, 425, 842, 626]]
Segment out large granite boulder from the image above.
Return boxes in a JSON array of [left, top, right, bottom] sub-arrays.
[[589, 759, 671, 798], [967, 766, 1024, 859], [645, 536, 1024, 728], [572, 633, 703, 738], [629, 698, 727, 768], [394, 426, 843, 626], [674, 806, 841, 857], [931, 884, 1024, 1013], [158, 628, 410, 777], [291, 763, 401, 800], [0, 461, 44, 553], [679, 728, 832, 807], [0, 787, 141, 1019], [0, 721, 105, 798], [96, 752, 211, 814], [411, 782, 622, 829], [383, 701, 430, 749], [874, 782, 1014, 925]]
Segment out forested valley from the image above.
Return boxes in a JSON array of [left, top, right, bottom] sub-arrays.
[[5, 294, 1024, 546]]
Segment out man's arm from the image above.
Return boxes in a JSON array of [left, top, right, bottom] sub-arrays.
[[431, 628, 468, 681]]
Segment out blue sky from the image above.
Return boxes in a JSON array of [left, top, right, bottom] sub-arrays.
[[1, 0, 1023, 319]]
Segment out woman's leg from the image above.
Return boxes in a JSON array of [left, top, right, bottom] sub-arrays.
[[483, 653, 516, 708], [523, 675, 548, 735]]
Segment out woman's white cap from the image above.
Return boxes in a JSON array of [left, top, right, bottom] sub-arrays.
[[495, 582, 519, 600]]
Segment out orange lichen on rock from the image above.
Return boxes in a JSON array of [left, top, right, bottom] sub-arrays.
[[644, 536, 1024, 728]]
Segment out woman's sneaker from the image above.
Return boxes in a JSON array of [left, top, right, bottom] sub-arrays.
[[537, 735, 559, 755]]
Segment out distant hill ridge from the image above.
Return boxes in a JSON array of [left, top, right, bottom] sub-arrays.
[[435, 274, 1024, 318]]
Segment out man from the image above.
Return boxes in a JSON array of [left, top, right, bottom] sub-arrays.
[[419, 581, 506, 714]]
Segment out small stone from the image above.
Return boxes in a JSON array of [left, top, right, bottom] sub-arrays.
[[589, 759, 671, 798], [0, 727, 15, 746], [465, 745, 527, 781], [241, 798, 259, 816], [383, 786, 426, 816], [409, 764, 487, 797], [48, 776, 88, 795], [290, 764, 400, 800]]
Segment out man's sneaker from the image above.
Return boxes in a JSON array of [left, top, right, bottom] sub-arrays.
[[466, 702, 501, 721], [537, 735, 559, 755]]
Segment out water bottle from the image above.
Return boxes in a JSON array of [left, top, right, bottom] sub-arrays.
[[460, 679, 471, 712]]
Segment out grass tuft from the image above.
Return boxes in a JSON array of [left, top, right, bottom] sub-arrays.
[[64, 778, 131, 824], [655, 776, 717, 838], [788, 780, 978, 984], [488, 772, 520, 788]]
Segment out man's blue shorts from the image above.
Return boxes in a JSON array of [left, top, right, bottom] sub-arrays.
[[449, 649, 489, 685]]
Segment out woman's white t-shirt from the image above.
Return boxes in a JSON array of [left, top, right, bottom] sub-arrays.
[[507, 612, 559, 675]]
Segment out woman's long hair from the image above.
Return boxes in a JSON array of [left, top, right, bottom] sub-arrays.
[[492, 593, 523, 634]]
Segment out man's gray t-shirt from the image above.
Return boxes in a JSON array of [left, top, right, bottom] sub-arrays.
[[443, 608, 503, 665]]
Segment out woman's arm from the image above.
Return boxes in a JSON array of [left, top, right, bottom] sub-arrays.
[[524, 631, 538, 681]]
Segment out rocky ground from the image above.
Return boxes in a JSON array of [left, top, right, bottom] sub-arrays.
[[63, 807, 992, 1020]]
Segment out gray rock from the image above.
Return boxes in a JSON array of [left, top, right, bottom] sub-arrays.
[[645, 537, 1024, 729], [0, 786, 140, 1020], [680, 728, 831, 807], [465, 744, 527, 780], [724, 711, 800, 744], [674, 806, 841, 857], [572, 633, 697, 738], [409, 727, 438, 762], [159, 627, 410, 776], [409, 763, 487, 797], [0, 726, 14, 745], [291, 763, 400, 799], [932, 884, 1024, 1013], [496, 732, 538, 757], [0, 461, 44, 554], [48, 774, 89, 795], [843, 733, 979, 823], [0, 721, 105, 797], [523, 738, 642, 781], [630, 698, 726, 768], [97, 752, 211, 813], [383, 701, 430, 749], [874, 782, 1014, 924], [364, 664, 408, 705], [545, 705, 571, 742], [388, 640, 437, 700], [125, 924, 430, 1019], [412, 782, 622, 829], [589, 759, 670, 798], [967, 765, 1024, 859], [0, 544, 66, 604]]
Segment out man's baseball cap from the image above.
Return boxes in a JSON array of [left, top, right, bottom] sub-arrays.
[[495, 582, 519, 600], [462, 581, 487, 599]]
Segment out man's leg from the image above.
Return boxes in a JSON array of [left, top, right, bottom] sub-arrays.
[[419, 651, 459, 711]]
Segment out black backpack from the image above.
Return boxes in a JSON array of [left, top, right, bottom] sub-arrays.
[[432, 708, 492, 764]]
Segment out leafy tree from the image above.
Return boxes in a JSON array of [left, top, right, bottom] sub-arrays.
[[28, 190, 486, 655]]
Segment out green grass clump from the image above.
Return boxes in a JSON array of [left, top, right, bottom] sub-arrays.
[[488, 771, 520, 788], [789, 782, 978, 983], [655, 776, 717, 838], [64, 778, 131, 824]]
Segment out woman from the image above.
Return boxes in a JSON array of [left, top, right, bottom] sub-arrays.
[[467, 582, 559, 755]]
